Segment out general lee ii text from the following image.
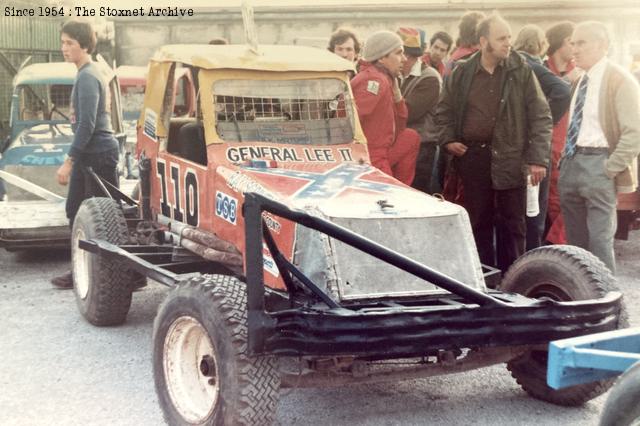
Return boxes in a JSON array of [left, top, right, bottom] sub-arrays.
[[4, 6, 195, 17]]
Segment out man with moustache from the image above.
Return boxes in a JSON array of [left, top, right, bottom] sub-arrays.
[[352, 30, 420, 185], [558, 21, 640, 273], [435, 14, 552, 271]]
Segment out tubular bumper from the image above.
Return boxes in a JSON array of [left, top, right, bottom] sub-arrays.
[[255, 292, 623, 357]]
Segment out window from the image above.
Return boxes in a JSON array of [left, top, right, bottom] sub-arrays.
[[121, 84, 145, 121], [213, 79, 354, 145]]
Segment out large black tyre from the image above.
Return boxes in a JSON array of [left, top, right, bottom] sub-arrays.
[[500, 245, 628, 406], [72, 197, 141, 326], [153, 274, 280, 426], [600, 361, 640, 426]]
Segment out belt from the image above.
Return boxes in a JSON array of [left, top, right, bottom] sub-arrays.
[[575, 146, 608, 155], [464, 141, 491, 148]]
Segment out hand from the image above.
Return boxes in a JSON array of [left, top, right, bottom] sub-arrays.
[[528, 164, 546, 186], [56, 158, 73, 185], [445, 142, 468, 157], [392, 79, 402, 103]]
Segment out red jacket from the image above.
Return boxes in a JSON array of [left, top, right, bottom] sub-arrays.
[[352, 62, 409, 153], [422, 52, 446, 77]]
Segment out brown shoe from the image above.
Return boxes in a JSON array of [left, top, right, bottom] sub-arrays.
[[51, 271, 73, 289]]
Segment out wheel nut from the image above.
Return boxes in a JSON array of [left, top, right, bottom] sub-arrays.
[[200, 355, 216, 377]]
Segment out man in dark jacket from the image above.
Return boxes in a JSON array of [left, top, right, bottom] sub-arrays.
[[435, 14, 552, 271]]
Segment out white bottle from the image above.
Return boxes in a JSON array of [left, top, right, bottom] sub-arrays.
[[526, 175, 540, 217]]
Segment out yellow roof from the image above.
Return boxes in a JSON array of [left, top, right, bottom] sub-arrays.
[[150, 44, 355, 73]]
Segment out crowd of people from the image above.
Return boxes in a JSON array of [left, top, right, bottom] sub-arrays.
[[328, 12, 640, 274]]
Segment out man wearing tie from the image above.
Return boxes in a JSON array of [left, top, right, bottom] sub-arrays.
[[559, 21, 640, 273]]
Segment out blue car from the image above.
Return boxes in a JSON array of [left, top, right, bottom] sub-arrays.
[[0, 60, 129, 250]]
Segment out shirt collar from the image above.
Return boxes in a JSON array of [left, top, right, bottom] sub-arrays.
[[585, 56, 608, 80], [409, 59, 423, 77], [476, 60, 504, 75]]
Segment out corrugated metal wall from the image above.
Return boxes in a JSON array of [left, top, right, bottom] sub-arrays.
[[0, 17, 63, 141]]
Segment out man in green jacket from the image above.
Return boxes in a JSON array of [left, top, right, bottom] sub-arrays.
[[435, 14, 552, 271], [558, 21, 640, 273]]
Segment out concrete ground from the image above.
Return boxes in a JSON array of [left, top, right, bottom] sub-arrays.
[[0, 234, 638, 425]]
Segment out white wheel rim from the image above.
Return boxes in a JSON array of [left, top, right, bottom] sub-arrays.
[[164, 316, 218, 423], [73, 228, 91, 299]]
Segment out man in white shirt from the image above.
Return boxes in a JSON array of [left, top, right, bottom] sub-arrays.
[[558, 21, 640, 273]]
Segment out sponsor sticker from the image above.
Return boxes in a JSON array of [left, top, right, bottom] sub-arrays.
[[215, 191, 238, 225], [262, 244, 280, 277], [143, 108, 157, 141]]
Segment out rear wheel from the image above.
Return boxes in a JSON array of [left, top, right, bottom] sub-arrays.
[[153, 274, 280, 425], [72, 197, 142, 326], [500, 245, 628, 406], [600, 361, 640, 426]]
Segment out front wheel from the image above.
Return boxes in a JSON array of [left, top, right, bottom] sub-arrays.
[[72, 197, 141, 326], [500, 245, 628, 406], [153, 274, 280, 425], [599, 361, 640, 426]]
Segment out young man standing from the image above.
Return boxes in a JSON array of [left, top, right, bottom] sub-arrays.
[[558, 21, 640, 273], [51, 20, 120, 288], [545, 21, 578, 81], [352, 31, 420, 185], [435, 14, 552, 271], [422, 31, 453, 77], [544, 21, 578, 245]]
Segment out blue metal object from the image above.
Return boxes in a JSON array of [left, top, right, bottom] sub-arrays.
[[548, 327, 640, 389]]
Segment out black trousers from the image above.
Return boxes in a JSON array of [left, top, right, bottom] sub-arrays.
[[412, 143, 444, 194], [454, 145, 526, 271], [66, 148, 119, 227]]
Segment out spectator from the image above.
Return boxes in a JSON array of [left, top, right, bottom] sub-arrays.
[[328, 27, 361, 63], [545, 21, 579, 81], [514, 24, 571, 250], [444, 11, 486, 77], [440, 11, 486, 204], [52, 20, 121, 288], [352, 31, 420, 185], [423, 31, 453, 77], [544, 21, 577, 245], [435, 14, 552, 271], [558, 21, 640, 273], [396, 27, 443, 193]]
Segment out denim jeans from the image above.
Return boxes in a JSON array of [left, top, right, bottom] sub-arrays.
[[65, 148, 119, 226]]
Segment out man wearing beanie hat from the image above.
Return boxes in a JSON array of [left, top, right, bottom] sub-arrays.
[[397, 27, 443, 194], [351, 30, 420, 185]]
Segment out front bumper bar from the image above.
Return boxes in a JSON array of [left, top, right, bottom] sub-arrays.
[[254, 292, 623, 357]]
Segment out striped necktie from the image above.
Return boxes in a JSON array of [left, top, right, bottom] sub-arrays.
[[563, 74, 590, 158]]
